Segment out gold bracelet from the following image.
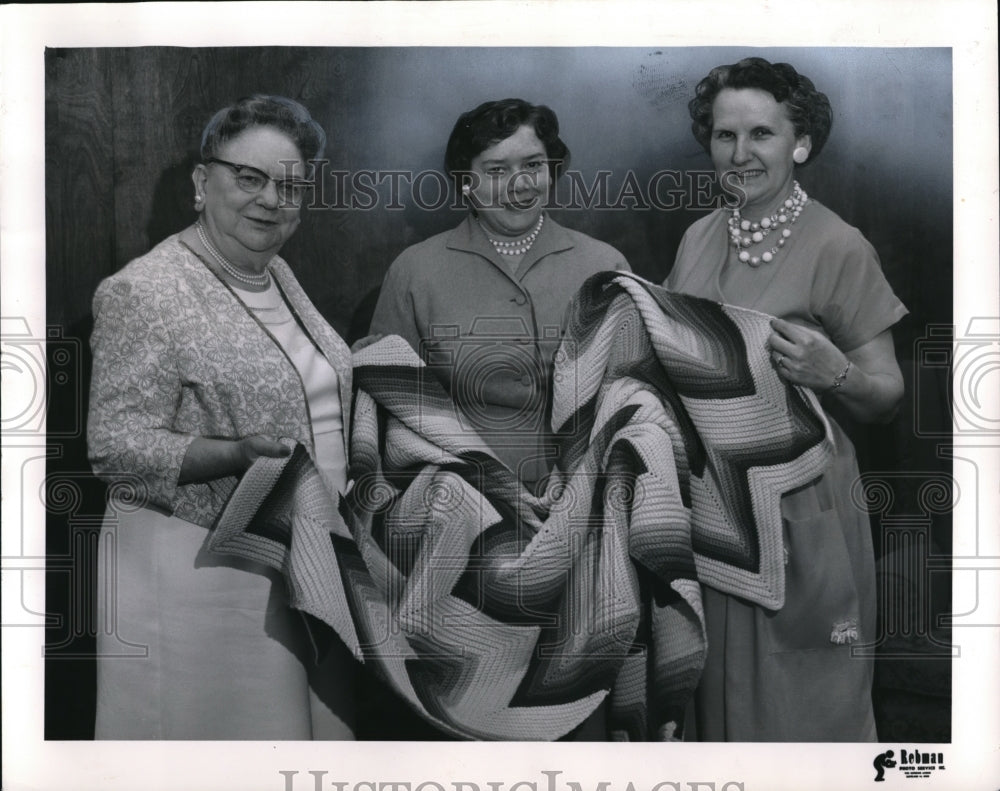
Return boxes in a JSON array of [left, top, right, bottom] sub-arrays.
[[831, 360, 852, 390]]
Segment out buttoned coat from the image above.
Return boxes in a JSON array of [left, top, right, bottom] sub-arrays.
[[88, 232, 353, 528], [370, 214, 629, 482]]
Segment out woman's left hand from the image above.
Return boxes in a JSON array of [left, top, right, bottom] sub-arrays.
[[767, 318, 848, 392], [767, 318, 905, 424]]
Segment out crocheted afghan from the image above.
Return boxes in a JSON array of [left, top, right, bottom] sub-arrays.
[[209, 271, 833, 740]]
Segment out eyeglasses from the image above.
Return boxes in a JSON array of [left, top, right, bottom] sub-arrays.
[[204, 158, 313, 205]]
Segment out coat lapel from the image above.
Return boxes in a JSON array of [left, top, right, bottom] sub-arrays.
[[270, 261, 353, 445]]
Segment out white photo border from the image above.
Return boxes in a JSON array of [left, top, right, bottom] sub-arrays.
[[2, 2, 997, 790]]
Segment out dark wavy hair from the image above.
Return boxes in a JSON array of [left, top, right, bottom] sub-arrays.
[[199, 95, 326, 169], [444, 98, 570, 191], [689, 58, 833, 164]]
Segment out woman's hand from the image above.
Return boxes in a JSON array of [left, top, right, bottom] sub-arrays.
[[236, 436, 292, 468], [767, 318, 848, 392], [768, 318, 904, 424], [178, 435, 291, 485], [351, 333, 385, 353]]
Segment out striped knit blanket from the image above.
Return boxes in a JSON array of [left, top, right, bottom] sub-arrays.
[[210, 271, 833, 740]]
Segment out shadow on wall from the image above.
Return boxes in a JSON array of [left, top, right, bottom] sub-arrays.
[[147, 154, 200, 252]]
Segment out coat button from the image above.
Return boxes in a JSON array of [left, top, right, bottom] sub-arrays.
[[520, 375, 532, 386], [514, 294, 528, 306]]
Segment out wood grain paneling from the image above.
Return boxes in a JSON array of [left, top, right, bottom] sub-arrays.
[[111, 48, 244, 266], [45, 48, 116, 330], [44, 48, 117, 738]]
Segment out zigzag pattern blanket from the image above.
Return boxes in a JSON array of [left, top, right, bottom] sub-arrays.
[[209, 271, 833, 740]]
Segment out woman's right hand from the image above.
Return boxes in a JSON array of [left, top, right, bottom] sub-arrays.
[[178, 435, 291, 485], [236, 435, 293, 469]]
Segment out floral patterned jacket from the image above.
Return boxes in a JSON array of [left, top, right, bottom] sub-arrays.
[[87, 232, 352, 528]]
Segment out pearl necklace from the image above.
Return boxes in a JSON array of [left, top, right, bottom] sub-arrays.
[[480, 214, 545, 256], [196, 222, 271, 288], [727, 182, 808, 267]]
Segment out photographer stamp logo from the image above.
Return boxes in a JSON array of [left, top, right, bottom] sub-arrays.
[[873, 749, 946, 781]]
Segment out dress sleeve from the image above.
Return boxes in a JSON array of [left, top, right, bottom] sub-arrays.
[[369, 253, 423, 353], [666, 218, 713, 293], [87, 274, 197, 511], [613, 249, 632, 273], [810, 227, 909, 351], [664, 229, 689, 290]]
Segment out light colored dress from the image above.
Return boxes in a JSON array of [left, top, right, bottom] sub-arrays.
[[90, 231, 355, 739], [235, 281, 347, 495], [667, 199, 908, 741]]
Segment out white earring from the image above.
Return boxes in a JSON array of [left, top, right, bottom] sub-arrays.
[[793, 146, 809, 164], [461, 183, 471, 195]]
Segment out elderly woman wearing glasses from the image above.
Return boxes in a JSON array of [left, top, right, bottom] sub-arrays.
[[87, 95, 356, 739]]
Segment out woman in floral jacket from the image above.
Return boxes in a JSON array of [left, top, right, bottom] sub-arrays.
[[87, 96, 356, 739]]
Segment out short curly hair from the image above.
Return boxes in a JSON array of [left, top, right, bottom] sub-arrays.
[[444, 98, 570, 191], [689, 57, 833, 164], [200, 95, 326, 168]]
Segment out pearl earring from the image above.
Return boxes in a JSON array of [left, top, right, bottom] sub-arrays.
[[461, 184, 471, 195], [792, 147, 809, 164]]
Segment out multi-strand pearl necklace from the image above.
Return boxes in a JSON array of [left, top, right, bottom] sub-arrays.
[[196, 222, 271, 288], [727, 182, 808, 267], [481, 214, 545, 256]]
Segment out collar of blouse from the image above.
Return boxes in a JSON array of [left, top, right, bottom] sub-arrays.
[[447, 213, 576, 277]]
